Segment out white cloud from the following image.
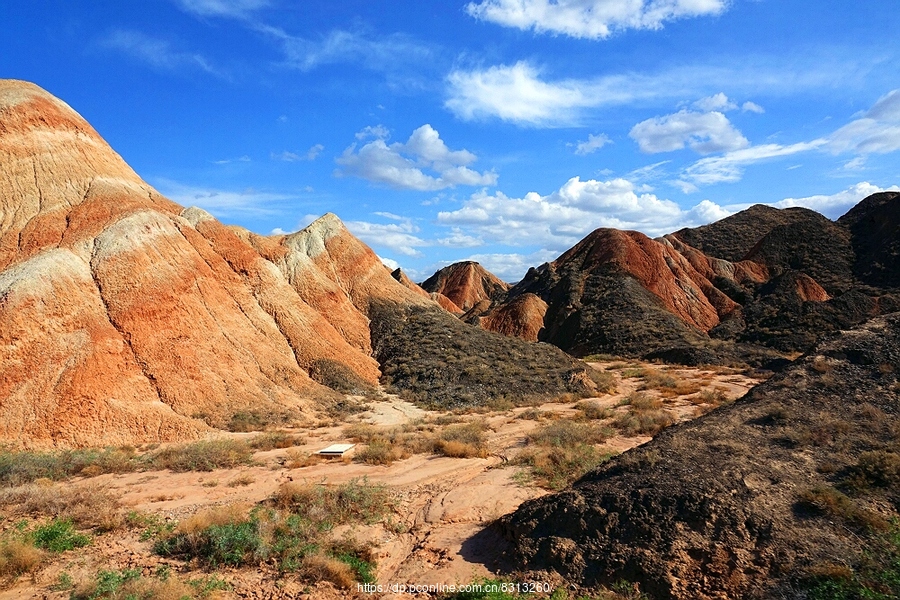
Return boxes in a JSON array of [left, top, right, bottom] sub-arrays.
[[258, 27, 433, 74], [677, 139, 827, 188], [379, 256, 401, 271], [335, 124, 497, 191], [272, 144, 324, 162], [829, 89, 900, 155], [742, 101, 765, 113], [574, 133, 612, 155], [630, 109, 749, 154], [465, 0, 728, 39], [344, 217, 428, 257], [155, 179, 292, 218], [445, 62, 597, 126], [459, 250, 560, 283], [437, 176, 730, 251], [101, 30, 220, 76], [173, 0, 268, 18], [693, 93, 737, 112], [356, 125, 390, 141], [436, 229, 483, 248], [445, 57, 852, 127], [773, 182, 900, 219], [213, 155, 251, 164]]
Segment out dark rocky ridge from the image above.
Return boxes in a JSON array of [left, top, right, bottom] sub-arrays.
[[457, 194, 900, 361], [838, 191, 900, 289], [500, 312, 900, 599]]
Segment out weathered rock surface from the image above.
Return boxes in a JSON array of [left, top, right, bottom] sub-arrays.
[[420, 261, 510, 312], [478, 293, 548, 342], [477, 195, 899, 360], [0, 80, 416, 448], [501, 313, 900, 599]]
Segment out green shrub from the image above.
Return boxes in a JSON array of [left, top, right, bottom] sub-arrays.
[[31, 518, 90, 552]]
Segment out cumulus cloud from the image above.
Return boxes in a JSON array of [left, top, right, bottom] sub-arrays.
[[465, 0, 728, 39], [437, 176, 730, 251], [630, 109, 749, 154], [445, 62, 598, 126], [742, 101, 765, 113], [773, 182, 900, 219], [344, 217, 429, 257], [692, 93, 737, 112], [101, 30, 221, 76], [574, 133, 611, 155], [829, 89, 900, 155], [379, 256, 401, 271], [335, 124, 497, 191]]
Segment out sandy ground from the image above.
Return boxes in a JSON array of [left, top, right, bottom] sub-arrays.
[[0, 362, 763, 599]]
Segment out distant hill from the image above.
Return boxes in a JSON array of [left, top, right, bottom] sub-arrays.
[[441, 194, 900, 362], [420, 261, 510, 312]]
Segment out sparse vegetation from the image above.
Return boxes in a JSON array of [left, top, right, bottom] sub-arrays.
[[31, 518, 91, 552], [576, 400, 614, 420], [310, 358, 376, 396], [150, 439, 254, 472], [227, 408, 294, 433], [800, 525, 900, 600], [0, 483, 124, 531], [248, 431, 304, 451], [513, 419, 616, 489], [796, 485, 888, 531], [68, 567, 220, 600], [152, 479, 386, 587], [612, 410, 677, 437], [0, 446, 139, 487], [0, 536, 43, 578], [370, 301, 598, 408]]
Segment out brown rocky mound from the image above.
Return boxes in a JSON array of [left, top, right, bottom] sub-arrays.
[[0, 80, 420, 448], [504, 228, 739, 357], [500, 313, 900, 599], [478, 293, 548, 342], [390, 267, 464, 313], [420, 261, 510, 311]]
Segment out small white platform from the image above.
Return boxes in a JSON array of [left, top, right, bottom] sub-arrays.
[[316, 443, 355, 456]]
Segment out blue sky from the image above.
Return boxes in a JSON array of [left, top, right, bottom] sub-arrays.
[[3, 0, 899, 281]]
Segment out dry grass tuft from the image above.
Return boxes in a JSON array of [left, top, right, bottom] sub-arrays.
[[300, 554, 357, 589], [0, 538, 43, 577], [0, 483, 124, 531], [528, 419, 610, 447], [612, 410, 677, 437], [619, 392, 662, 411], [175, 503, 250, 536], [575, 400, 614, 420], [248, 432, 304, 451], [151, 439, 253, 472]]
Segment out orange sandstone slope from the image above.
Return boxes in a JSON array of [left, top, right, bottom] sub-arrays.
[[0, 80, 429, 448], [420, 261, 510, 312]]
